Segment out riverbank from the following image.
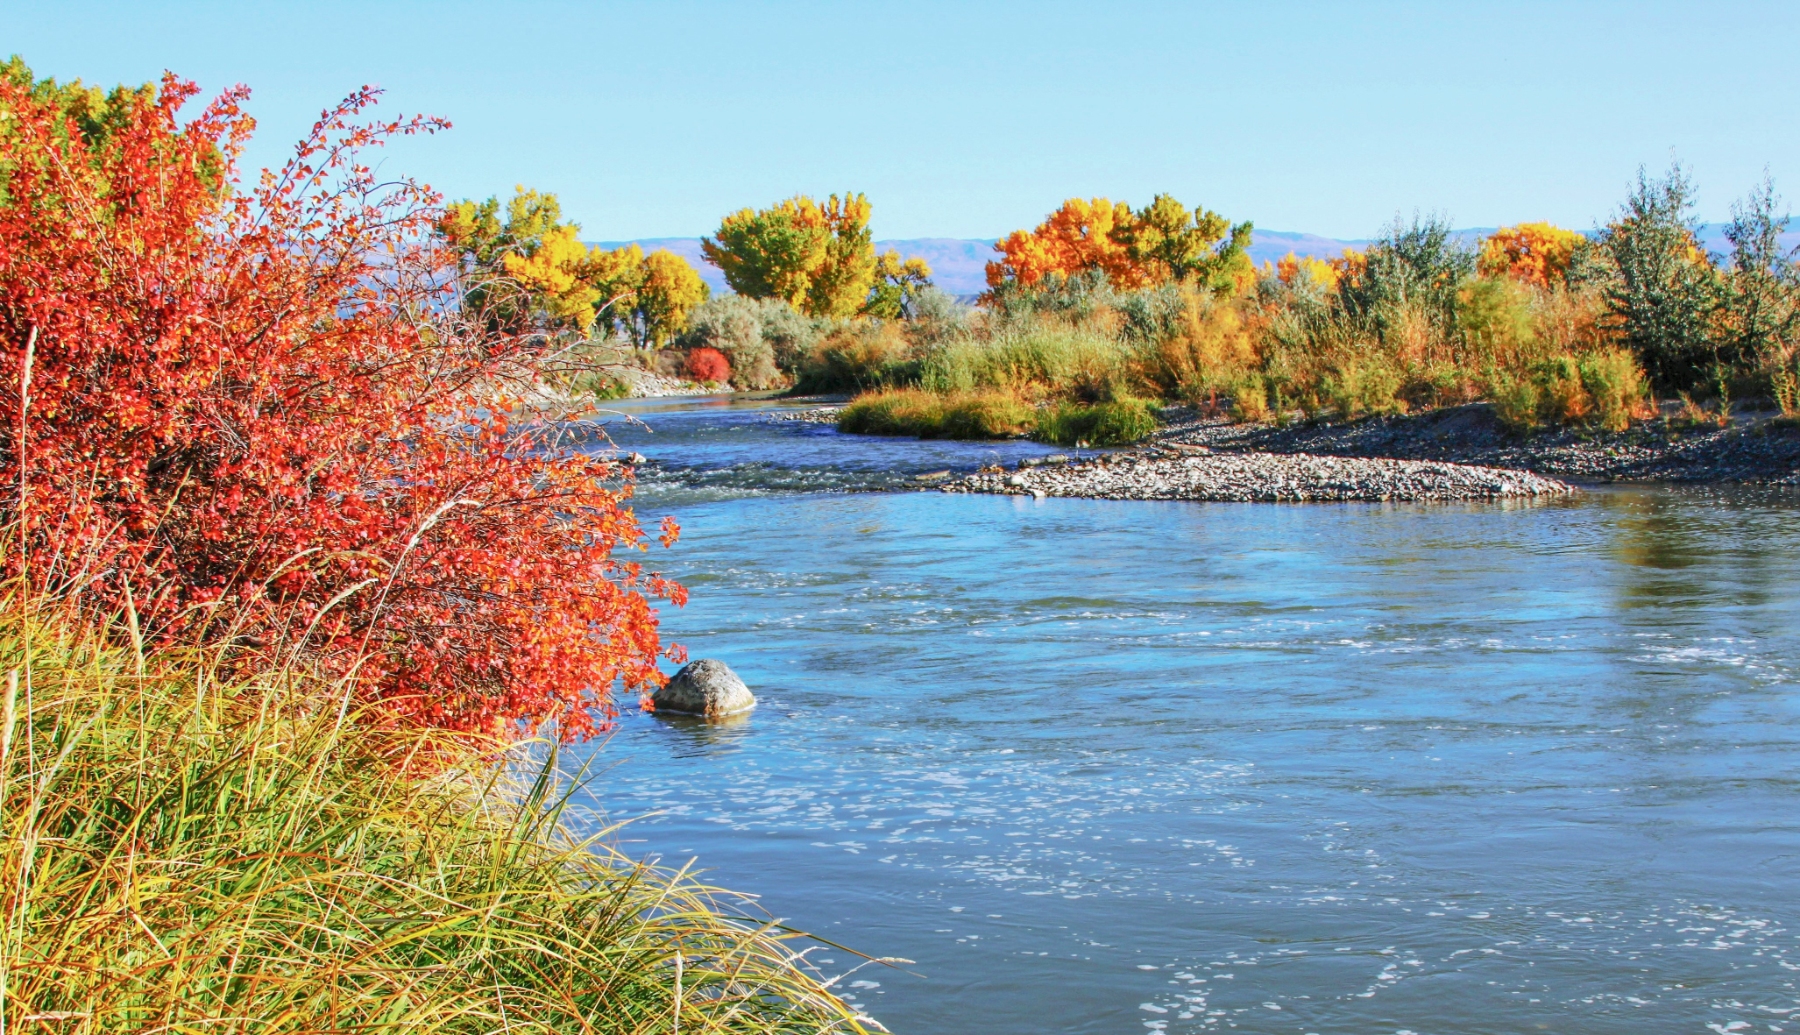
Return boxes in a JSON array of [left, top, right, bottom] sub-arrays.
[[797, 392, 1799, 496]]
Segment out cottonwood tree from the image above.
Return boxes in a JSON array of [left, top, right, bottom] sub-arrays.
[[985, 194, 1252, 294], [702, 193, 878, 317]]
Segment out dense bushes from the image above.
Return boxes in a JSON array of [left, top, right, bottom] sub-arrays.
[[823, 168, 1800, 442], [677, 294, 827, 389], [0, 68, 681, 740], [687, 345, 733, 384], [795, 320, 918, 393], [1488, 349, 1649, 431], [837, 388, 1157, 445]]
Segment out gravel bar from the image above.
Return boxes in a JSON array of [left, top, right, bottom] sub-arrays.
[[1154, 404, 1800, 484], [767, 405, 844, 424], [947, 450, 1574, 503]]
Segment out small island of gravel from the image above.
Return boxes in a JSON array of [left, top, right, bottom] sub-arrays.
[[948, 447, 1574, 503]]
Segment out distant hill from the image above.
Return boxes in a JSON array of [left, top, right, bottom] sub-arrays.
[[598, 224, 1800, 299]]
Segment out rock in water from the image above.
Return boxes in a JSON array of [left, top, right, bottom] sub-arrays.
[[653, 659, 756, 717]]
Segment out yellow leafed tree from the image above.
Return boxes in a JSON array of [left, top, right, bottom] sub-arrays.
[[502, 224, 602, 330], [1478, 223, 1586, 288], [1274, 252, 1342, 292], [581, 243, 647, 332], [632, 249, 710, 346], [864, 250, 934, 318], [702, 193, 876, 317]]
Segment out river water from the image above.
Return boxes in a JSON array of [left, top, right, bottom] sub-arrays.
[[570, 395, 1800, 1035]]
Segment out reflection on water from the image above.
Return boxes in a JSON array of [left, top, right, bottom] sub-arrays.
[[570, 397, 1800, 1035]]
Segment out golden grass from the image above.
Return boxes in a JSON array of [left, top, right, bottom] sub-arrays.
[[0, 594, 877, 1034]]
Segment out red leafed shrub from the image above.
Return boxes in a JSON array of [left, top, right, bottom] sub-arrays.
[[686, 346, 731, 384], [0, 73, 684, 740]]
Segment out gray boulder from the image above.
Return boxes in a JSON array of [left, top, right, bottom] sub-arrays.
[[652, 659, 756, 717]]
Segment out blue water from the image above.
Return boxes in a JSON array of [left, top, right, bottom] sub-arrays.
[[572, 396, 1800, 1035]]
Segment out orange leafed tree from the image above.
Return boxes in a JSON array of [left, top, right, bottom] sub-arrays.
[[0, 70, 684, 740], [986, 197, 1139, 289], [1479, 222, 1586, 287], [986, 194, 1253, 295], [1275, 252, 1343, 292]]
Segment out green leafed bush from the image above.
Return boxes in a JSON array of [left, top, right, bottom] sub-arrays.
[[1033, 397, 1160, 446]]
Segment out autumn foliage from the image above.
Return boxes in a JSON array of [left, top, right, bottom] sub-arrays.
[[988, 197, 1139, 289], [438, 187, 710, 346], [1478, 222, 1586, 288], [0, 71, 683, 740], [986, 194, 1253, 294], [686, 346, 732, 384]]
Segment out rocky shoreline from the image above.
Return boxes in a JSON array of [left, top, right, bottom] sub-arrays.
[[947, 449, 1574, 503], [766, 404, 844, 424], [1153, 404, 1800, 485]]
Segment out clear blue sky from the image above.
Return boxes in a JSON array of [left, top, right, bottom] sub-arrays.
[[5, 1, 1798, 240]]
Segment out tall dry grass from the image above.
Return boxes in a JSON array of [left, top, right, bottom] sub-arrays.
[[812, 265, 1655, 441], [0, 590, 877, 1034]]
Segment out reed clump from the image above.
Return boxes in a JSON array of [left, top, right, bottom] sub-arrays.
[[1033, 398, 1160, 447], [838, 388, 1034, 439], [0, 597, 872, 1035]]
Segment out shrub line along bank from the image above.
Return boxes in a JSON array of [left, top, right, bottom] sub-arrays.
[[434, 162, 1800, 469], [588, 173, 1799, 469], [0, 596, 875, 1033]]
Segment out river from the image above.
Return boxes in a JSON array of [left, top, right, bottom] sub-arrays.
[[570, 394, 1800, 1035]]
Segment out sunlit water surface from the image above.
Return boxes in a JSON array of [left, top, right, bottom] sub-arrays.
[[567, 396, 1800, 1035]]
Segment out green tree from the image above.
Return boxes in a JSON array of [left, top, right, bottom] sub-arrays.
[[1112, 193, 1254, 294], [1601, 164, 1724, 392], [1338, 213, 1475, 340], [1721, 175, 1799, 370], [701, 193, 878, 317], [862, 250, 934, 318]]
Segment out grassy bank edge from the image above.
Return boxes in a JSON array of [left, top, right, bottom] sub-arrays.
[[0, 596, 877, 1034], [837, 389, 1159, 447]]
